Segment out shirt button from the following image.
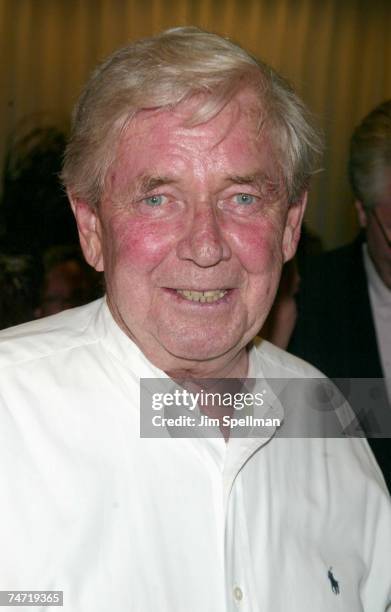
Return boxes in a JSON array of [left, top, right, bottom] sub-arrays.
[[233, 586, 243, 601]]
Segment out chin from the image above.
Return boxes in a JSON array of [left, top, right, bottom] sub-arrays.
[[160, 333, 238, 364], [167, 344, 228, 363]]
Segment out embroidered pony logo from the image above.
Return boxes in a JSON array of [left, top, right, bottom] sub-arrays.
[[328, 567, 340, 595]]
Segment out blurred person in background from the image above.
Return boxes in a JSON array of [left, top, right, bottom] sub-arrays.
[[289, 100, 391, 491], [0, 126, 78, 256], [35, 245, 103, 317], [0, 254, 41, 329]]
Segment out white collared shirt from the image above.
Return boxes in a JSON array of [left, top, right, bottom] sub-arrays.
[[0, 299, 390, 611]]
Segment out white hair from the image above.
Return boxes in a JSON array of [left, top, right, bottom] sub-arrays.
[[62, 26, 322, 207]]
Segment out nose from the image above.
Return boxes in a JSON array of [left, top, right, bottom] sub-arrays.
[[176, 203, 231, 267]]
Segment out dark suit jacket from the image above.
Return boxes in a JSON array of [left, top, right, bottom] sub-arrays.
[[289, 236, 391, 492]]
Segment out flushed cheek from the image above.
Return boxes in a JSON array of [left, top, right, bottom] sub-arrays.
[[230, 221, 285, 330], [229, 219, 284, 275], [106, 216, 180, 272]]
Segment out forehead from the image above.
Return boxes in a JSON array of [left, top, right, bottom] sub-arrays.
[[109, 90, 278, 190], [128, 89, 260, 138]]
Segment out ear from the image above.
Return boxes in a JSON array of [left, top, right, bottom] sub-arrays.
[[69, 193, 104, 272], [355, 200, 368, 228], [282, 191, 308, 263]]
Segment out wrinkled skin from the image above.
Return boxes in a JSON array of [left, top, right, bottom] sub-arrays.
[[71, 90, 306, 378]]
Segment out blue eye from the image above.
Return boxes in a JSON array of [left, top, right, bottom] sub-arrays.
[[145, 195, 165, 207], [235, 193, 255, 205]]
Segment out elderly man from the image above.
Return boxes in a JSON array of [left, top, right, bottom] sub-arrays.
[[0, 28, 390, 612], [289, 100, 391, 490]]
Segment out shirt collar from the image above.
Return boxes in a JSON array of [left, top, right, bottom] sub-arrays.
[[362, 243, 391, 307], [94, 298, 277, 488], [95, 297, 168, 379]]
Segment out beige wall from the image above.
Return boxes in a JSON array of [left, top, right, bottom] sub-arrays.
[[1, 0, 390, 248]]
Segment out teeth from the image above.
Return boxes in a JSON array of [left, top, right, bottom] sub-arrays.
[[177, 289, 227, 303]]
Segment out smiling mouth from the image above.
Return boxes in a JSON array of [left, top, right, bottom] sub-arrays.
[[175, 289, 228, 303]]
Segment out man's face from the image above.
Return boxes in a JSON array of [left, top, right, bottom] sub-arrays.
[[73, 91, 305, 376], [357, 174, 391, 288]]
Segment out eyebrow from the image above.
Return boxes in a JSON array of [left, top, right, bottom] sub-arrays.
[[123, 172, 281, 199], [136, 174, 178, 193], [225, 173, 279, 188], [226, 174, 261, 184]]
